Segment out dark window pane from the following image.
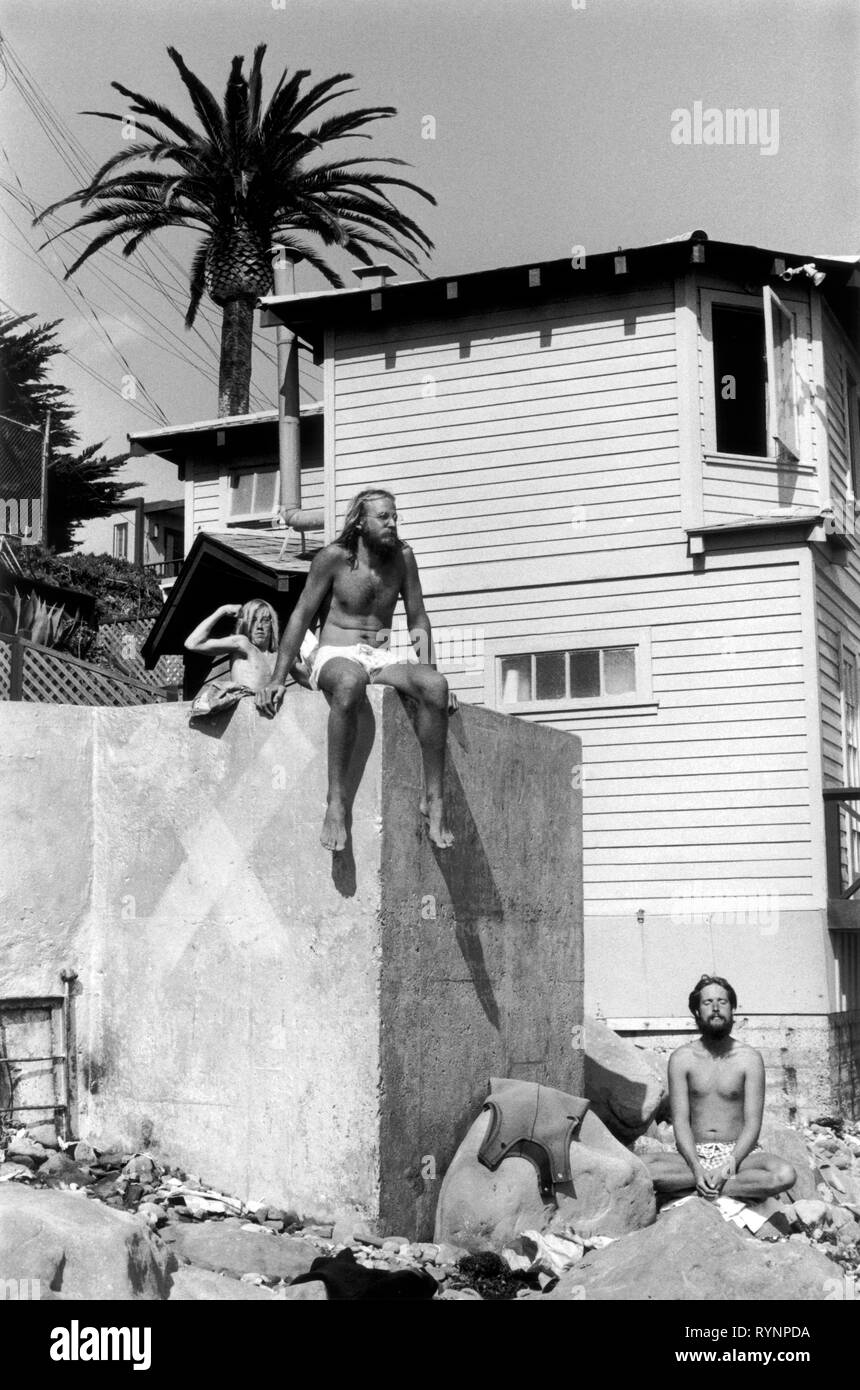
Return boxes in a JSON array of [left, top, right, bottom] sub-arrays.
[[500, 655, 532, 702], [535, 651, 566, 699], [569, 649, 600, 698], [604, 646, 636, 694], [712, 305, 767, 457]]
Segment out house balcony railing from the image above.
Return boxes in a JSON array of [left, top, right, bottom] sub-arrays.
[[145, 558, 183, 579], [824, 788, 860, 899]]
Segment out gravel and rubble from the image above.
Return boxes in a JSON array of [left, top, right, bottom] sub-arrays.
[[1, 1113, 858, 1300]]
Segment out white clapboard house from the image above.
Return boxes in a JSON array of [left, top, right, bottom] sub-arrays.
[[137, 233, 860, 1115]]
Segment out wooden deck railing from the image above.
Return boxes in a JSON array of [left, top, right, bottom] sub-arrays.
[[145, 558, 183, 579], [0, 632, 165, 706], [824, 788, 860, 899]]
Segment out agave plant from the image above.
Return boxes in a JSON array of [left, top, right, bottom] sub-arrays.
[[0, 586, 81, 649], [36, 46, 436, 415]]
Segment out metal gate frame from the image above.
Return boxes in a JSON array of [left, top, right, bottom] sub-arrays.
[[0, 971, 78, 1141]]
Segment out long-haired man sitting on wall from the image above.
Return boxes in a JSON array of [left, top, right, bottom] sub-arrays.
[[257, 488, 457, 852]]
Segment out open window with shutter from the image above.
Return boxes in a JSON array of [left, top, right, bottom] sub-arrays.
[[763, 285, 799, 462], [702, 287, 802, 463]]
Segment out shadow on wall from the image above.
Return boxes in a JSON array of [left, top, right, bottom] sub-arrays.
[[432, 754, 503, 1031], [185, 688, 505, 1024]]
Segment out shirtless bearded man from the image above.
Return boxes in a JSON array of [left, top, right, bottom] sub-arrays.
[[256, 489, 457, 852], [643, 975, 795, 1202]]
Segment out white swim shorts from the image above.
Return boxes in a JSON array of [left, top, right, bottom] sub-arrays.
[[307, 641, 407, 691]]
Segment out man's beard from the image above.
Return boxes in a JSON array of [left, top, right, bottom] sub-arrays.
[[701, 1015, 732, 1038], [365, 531, 398, 555]]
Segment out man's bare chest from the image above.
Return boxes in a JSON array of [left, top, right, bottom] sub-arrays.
[[689, 1056, 746, 1101], [334, 563, 400, 614]]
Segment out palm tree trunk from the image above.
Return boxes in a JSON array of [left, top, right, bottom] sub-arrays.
[[218, 295, 255, 416]]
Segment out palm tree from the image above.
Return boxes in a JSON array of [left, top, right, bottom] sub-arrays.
[[36, 46, 435, 415]]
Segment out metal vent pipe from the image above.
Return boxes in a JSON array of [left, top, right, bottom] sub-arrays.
[[271, 245, 324, 534]]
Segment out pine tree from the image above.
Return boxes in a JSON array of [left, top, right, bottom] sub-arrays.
[[0, 312, 139, 550]]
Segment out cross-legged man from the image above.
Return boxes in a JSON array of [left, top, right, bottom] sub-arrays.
[[642, 975, 796, 1203], [257, 488, 457, 852]]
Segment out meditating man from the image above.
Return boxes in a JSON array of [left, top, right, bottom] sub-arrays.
[[256, 488, 457, 852], [643, 975, 796, 1202]]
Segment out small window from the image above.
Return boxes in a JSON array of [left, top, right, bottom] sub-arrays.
[[499, 645, 637, 705], [113, 522, 128, 560], [228, 467, 278, 520]]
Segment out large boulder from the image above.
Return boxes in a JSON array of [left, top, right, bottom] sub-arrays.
[[435, 1096, 655, 1251], [434, 1108, 553, 1252], [759, 1124, 816, 1201], [169, 1219, 317, 1282], [584, 1018, 669, 1142], [535, 1199, 840, 1300], [557, 1110, 656, 1238], [0, 1185, 173, 1299]]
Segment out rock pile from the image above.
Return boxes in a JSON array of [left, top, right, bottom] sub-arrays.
[[635, 1115, 860, 1279], [1, 1113, 857, 1300], [0, 1123, 478, 1299]]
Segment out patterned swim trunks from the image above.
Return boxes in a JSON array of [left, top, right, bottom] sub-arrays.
[[696, 1142, 736, 1172], [695, 1141, 762, 1171]]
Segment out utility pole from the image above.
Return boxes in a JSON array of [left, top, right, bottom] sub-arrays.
[[39, 410, 50, 547]]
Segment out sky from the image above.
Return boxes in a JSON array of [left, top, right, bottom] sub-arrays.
[[0, 0, 857, 499]]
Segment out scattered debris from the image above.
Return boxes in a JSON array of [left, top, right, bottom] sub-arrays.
[[0, 1114, 856, 1300]]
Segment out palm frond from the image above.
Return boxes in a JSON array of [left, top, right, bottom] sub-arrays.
[[275, 73, 361, 132], [247, 45, 266, 131], [224, 53, 249, 160], [184, 238, 209, 327], [109, 82, 199, 144], [267, 232, 345, 287], [166, 47, 227, 152]]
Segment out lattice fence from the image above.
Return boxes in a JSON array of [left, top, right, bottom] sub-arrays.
[[94, 618, 183, 690], [0, 634, 164, 706], [0, 637, 10, 700]]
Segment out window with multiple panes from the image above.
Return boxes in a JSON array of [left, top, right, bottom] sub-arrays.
[[113, 522, 128, 560], [228, 467, 278, 521], [498, 645, 637, 705]]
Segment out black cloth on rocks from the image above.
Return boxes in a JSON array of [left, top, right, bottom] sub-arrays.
[[291, 1247, 437, 1300]]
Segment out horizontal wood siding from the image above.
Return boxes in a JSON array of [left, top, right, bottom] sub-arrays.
[[418, 558, 813, 916], [333, 289, 682, 585], [699, 281, 821, 524], [188, 455, 221, 534], [815, 562, 848, 789], [815, 557, 860, 889], [822, 306, 860, 589], [300, 464, 324, 512]]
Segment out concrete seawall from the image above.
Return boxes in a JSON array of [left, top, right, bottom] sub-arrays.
[[1, 691, 583, 1235]]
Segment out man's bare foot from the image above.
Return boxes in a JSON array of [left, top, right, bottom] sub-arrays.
[[424, 793, 454, 849], [321, 802, 348, 852]]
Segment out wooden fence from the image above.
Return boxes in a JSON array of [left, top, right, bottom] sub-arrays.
[[0, 632, 165, 706], [94, 619, 183, 691]]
